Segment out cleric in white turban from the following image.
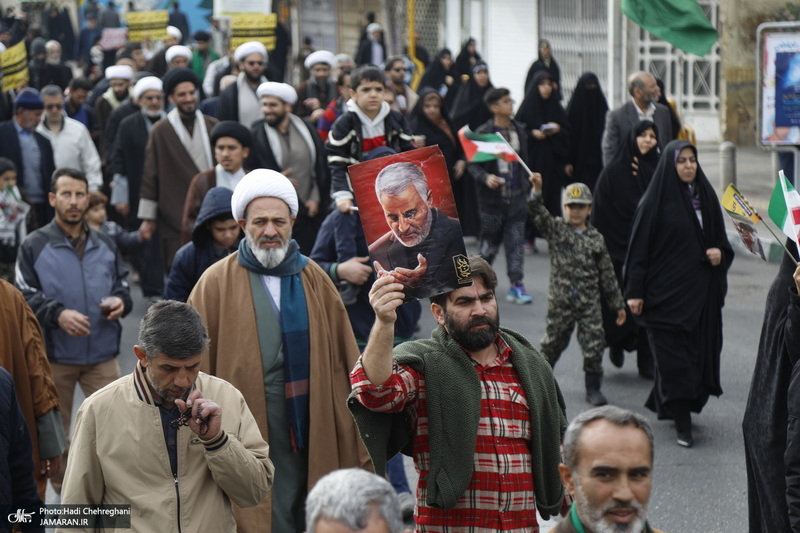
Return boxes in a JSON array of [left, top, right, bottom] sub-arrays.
[[165, 45, 192, 66], [255, 82, 297, 105], [234, 41, 268, 63], [133, 76, 163, 100], [303, 50, 336, 70], [105, 65, 133, 81], [232, 169, 299, 220]]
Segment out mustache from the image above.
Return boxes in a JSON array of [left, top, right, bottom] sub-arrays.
[[258, 236, 283, 244], [467, 316, 495, 328]]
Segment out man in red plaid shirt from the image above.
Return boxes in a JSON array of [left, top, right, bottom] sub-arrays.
[[349, 256, 568, 532]]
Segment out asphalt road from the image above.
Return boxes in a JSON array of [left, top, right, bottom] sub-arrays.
[[52, 232, 778, 532]]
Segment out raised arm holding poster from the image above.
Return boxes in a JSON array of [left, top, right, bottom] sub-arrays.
[[349, 146, 471, 302], [1, 41, 29, 91]]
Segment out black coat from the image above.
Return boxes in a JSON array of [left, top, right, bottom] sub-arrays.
[[785, 286, 800, 531], [0, 120, 55, 219], [104, 101, 138, 163], [566, 72, 608, 190], [743, 240, 797, 533], [0, 367, 41, 510], [110, 111, 152, 229]]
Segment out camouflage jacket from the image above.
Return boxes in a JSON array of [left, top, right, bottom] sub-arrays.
[[530, 195, 624, 310]]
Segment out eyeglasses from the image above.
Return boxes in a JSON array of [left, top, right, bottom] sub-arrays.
[[45, 104, 63, 110]]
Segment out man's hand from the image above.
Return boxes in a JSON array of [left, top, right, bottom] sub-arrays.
[[454, 160, 466, 179], [114, 203, 130, 217], [382, 254, 428, 287], [706, 247, 722, 266], [39, 455, 61, 478], [303, 97, 322, 111], [58, 309, 91, 336], [175, 389, 222, 439], [100, 296, 125, 320], [336, 198, 353, 214], [139, 219, 157, 241], [615, 308, 627, 326], [305, 200, 319, 217], [627, 299, 644, 316], [337, 256, 372, 285], [486, 174, 504, 190], [795, 264, 800, 293], [529, 172, 543, 195], [310, 108, 325, 122], [532, 129, 546, 140], [369, 271, 406, 324]]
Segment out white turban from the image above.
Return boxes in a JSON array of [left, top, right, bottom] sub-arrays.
[[304, 49, 336, 70], [234, 41, 267, 63], [232, 169, 299, 219], [105, 65, 133, 81], [366, 23, 382, 34], [165, 45, 192, 64], [133, 76, 163, 100], [256, 82, 297, 105], [166, 25, 182, 41]]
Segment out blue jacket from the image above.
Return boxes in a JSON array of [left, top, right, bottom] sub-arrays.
[[15, 220, 132, 365], [164, 187, 239, 302], [0, 367, 42, 512]]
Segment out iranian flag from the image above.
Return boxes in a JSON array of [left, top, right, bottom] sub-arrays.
[[768, 170, 800, 251], [458, 126, 521, 163]]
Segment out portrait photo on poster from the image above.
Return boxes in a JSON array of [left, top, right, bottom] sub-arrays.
[[349, 146, 472, 301]]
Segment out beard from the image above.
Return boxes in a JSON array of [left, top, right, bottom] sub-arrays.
[[395, 209, 433, 247], [266, 111, 286, 128], [573, 478, 647, 533], [142, 107, 164, 119], [145, 367, 191, 404], [444, 309, 500, 352], [246, 231, 290, 269], [245, 69, 263, 83]]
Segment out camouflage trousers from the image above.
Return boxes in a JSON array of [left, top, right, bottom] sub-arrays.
[[540, 295, 605, 374]]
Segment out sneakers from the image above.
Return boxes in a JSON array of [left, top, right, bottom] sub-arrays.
[[507, 285, 532, 305]]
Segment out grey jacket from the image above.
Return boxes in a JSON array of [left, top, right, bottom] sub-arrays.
[[601, 101, 673, 166]]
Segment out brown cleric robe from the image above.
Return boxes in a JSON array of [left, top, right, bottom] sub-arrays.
[[139, 113, 218, 271], [187, 252, 372, 533], [0, 279, 61, 498]]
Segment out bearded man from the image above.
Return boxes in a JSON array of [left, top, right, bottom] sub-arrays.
[[138, 68, 217, 273], [218, 41, 269, 128], [187, 169, 370, 533], [349, 255, 568, 532]]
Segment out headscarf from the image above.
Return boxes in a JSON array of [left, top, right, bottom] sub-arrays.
[[449, 63, 493, 131], [624, 139, 733, 329], [566, 72, 609, 189], [453, 38, 482, 78], [515, 70, 569, 155], [409, 89, 461, 175], [418, 48, 453, 95], [591, 120, 660, 263], [524, 39, 562, 98]]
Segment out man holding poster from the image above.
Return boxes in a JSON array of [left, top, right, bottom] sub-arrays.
[[365, 157, 470, 301]]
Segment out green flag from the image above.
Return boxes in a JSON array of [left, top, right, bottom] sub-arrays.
[[621, 0, 718, 57]]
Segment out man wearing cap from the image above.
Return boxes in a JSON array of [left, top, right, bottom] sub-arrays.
[[0, 88, 56, 228], [295, 49, 336, 121], [355, 23, 385, 66], [218, 41, 268, 128], [247, 82, 328, 254], [181, 120, 251, 242], [165, 44, 192, 70], [37, 85, 102, 192], [192, 30, 218, 80], [147, 25, 182, 77], [139, 67, 217, 274], [110, 76, 166, 298], [94, 64, 133, 158], [188, 169, 370, 533]]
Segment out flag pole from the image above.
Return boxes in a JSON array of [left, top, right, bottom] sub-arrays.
[[735, 189, 797, 261], [498, 135, 534, 176]]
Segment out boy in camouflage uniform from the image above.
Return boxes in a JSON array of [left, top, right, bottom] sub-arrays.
[[529, 175, 626, 405]]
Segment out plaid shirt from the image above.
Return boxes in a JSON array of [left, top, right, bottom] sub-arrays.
[[350, 336, 539, 532]]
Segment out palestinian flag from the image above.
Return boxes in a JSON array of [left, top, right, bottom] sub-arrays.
[[458, 126, 521, 163], [768, 170, 800, 248]]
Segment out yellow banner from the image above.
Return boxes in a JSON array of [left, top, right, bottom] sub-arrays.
[[230, 13, 277, 51], [721, 184, 761, 224], [125, 10, 169, 43], [1, 41, 29, 92]]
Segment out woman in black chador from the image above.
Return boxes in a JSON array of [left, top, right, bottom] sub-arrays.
[[524, 39, 562, 100], [418, 48, 457, 111], [592, 120, 660, 378], [453, 37, 482, 79], [624, 140, 733, 448], [449, 62, 493, 132], [566, 72, 609, 191]]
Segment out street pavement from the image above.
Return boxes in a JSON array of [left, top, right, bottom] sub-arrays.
[[49, 142, 786, 532]]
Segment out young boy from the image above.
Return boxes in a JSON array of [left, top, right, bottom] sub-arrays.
[[467, 87, 534, 304], [529, 175, 626, 406], [164, 187, 241, 302], [85, 190, 142, 255], [325, 64, 415, 299], [0, 158, 28, 282]]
